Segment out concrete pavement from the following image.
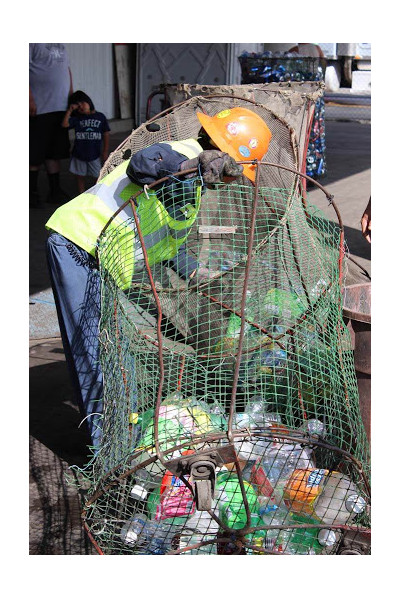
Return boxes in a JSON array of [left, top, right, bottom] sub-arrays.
[[29, 114, 371, 554]]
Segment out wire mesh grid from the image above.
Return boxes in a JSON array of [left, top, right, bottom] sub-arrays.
[[76, 165, 370, 555], [100, 94, 299, 186]]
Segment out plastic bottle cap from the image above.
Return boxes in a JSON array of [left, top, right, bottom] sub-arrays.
[[130, 485, 149, 501], [129, 412, 139, 425], [259, 504, 279, 516], [124, 530, 139, 545], [318, 528, 337, 547], [306, 419, 325, 436], [345, 494, 366, 514]]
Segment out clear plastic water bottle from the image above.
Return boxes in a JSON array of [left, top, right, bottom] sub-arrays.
[[260, 503, 293, 554], [130, 467, 162, 502], [129, 451, 166, 501], [313, 472, 367, 524], [298, 418, 326, 439], [234, 436, 272, 465], [259, 443, 315, 484], [233, 402, 282, 466], [120, 513, 180, 554], [310, 278, 328, 301], [195, 400, 227, 432], [178, 508, 219, 554], [244, 399, 282, 427]]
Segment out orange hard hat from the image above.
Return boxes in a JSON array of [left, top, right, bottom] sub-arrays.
[[197, 107, 272, 182]]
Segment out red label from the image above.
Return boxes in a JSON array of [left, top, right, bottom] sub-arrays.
[[250, 460, 275, 498]]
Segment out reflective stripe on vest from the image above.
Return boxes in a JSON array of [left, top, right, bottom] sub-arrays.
[[45, 138, 203, 289]]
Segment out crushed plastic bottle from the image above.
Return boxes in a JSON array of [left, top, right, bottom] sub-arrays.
[[138, 392, 213, 452], [261, 287, 306, 323], [216, 469, 259, 530], [244, 399, 282, 427], [310, 278, 329, 301], [242, 513, 268, 554], [258, 443, 315, 485], [233, 403, 283, 467], [259, 502, 293, 554], [258, 501, 326, 555], [207, 403, 228, 431], [178, 505, 220, 554], [238, 343, 288, 384], [129, 450, 166, 499], [130, 466, 162, 502], [298, 418, 326, 439], [208, 249, 243, 273], [120, 513, 180, 554]]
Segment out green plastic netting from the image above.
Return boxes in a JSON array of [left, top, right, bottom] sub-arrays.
[[73, 92, 370, 555], [77, 174, 370, 555]]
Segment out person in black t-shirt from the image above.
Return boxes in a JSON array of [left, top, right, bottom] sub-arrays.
[[62, 90, 110, 193]]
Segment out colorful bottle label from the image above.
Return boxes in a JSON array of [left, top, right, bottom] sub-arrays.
[[283, 468, 329, 515], [156, 472, 195, 521], [306, 469, 327, 488], [250, 460, 275, 498]]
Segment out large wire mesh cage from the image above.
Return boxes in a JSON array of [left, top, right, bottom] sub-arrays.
[[75, 93, 370, 555]]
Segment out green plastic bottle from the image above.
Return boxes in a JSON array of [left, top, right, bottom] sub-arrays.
[[262, 288, 306, 322], [283, 513, 324, 555], [213, 291, 257, 353], [216, 470, 259, 529]]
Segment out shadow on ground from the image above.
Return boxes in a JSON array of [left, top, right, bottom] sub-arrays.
[[30, 358, 92, 466], [343, 224, 371, 265], [29, 436, 96, 555], [29, 339, 96, 555], [323, 121, 370, 186]]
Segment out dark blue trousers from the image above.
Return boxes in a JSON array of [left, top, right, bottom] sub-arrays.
[[46, 233, 104, 447], [46, 232, 197, 449]]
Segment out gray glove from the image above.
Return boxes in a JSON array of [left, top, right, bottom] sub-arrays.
[[180, 157, 200, 175], [198, 150, 243, 184]]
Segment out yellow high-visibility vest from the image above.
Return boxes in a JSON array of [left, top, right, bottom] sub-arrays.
[[46, 139, 203, 289]]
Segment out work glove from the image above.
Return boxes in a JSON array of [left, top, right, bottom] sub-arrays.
[[198, 150, 243, 184]]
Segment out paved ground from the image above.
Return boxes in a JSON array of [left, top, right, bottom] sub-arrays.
[[29, 114, 371, 555]]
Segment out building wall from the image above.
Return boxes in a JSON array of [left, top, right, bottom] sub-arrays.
[[65, 43, 117, 119], [135, 43, 263, 125]]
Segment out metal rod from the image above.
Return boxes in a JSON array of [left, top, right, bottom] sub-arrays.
[[127, 199, 168, 471], [83, 426, 370, 510]]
